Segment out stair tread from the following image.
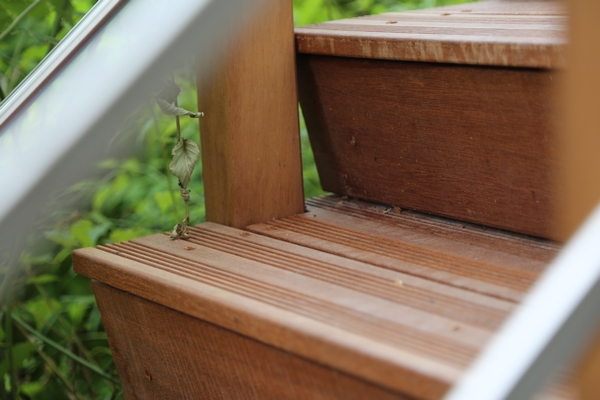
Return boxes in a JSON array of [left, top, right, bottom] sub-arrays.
[[295, 0, 566, 68], [73, 196, 571, 399]]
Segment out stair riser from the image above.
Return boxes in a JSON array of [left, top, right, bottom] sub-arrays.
[[298, 55, 560, 240]]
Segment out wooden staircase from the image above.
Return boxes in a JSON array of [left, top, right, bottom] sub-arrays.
[[74, 1, 575, 399]]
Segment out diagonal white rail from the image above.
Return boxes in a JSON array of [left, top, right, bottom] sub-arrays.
[[445, 203, 600, 399], [0, 0, 265, 300], [0, 0, 126, 127]]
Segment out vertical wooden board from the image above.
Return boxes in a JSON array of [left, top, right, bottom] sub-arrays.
[[577, 332, 600, 400], [558, 0, 600, 238], [197, 0, 304, 229], [563, 0, 600, 398], [297, 55, 560, 239], [92, 281, 413, 400]]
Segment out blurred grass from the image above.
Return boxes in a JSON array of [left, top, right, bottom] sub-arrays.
[[0, 0, 475, 398]]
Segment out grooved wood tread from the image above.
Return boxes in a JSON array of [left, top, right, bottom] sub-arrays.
[[73, 196, 568, 399], [295, 0, 566, 68]]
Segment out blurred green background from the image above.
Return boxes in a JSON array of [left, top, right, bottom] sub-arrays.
[[0, 0, 473, 398]]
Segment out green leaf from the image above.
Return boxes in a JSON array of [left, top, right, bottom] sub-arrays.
[[169, 139, 199, 189], [70, 219, 95, 247], [19, 380, 44, 397], [26, 274, 58, 285], [24, 297, 61, 330], [154, 191, 174, 213], [0, 342, 36, 378], [69, 218, 109, 247]]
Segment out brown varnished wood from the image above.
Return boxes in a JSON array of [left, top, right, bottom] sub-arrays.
[[92, 282, 412, 400], [297, 55, 560, 240], [558, 0, 600, 238], [562, 0, 600, 398], [249, 196, 559, 303], [295, 1, 566, 69], [197, 0, 304, 229], [73, 200, 565, 399], [577, 332, 600, 400], [74, 236, 459, 399]]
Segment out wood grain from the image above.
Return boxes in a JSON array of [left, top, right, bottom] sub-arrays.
[[577, 332, 600, 400], [295, 1, 566, 68], [562, 0, 600, 398], [73, 201, 563, 399], [93, 282, 412, 400], [249, 196, 559, 302], [197, 0, 304, 229], [297, 55, 560, 239], [74, 236, 460, 399], [558, 0, 600, 238]]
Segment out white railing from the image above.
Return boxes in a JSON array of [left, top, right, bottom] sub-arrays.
[[445, 203, 600, 399], [0, 0, 264, 298]]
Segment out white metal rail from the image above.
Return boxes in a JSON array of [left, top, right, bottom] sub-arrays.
[[0, 0, 264, 300], [445, 203, 600, 399]]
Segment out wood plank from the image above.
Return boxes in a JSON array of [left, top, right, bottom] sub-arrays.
[[248, 196, 559, 302], [578, 332, 600, 400], [295, 1, 566, 68], [197, 0, 304, 229], [74, 235, 462, 399], [558, 0, 600, 238], [562, 0, 600, 398], [92, 282, 411, 400], [297, 55, 560, 239], [73, 201, 565, 398]]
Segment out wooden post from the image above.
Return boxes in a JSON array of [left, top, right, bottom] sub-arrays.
[[562, 0, 600, 398], [559, 0, 600, 238], [197, 1, 305, 229]]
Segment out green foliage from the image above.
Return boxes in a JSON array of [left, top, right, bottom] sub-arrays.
[[0, 0, 97, 100], [1, 0, 477, 398], [293, 0, 475, 25]]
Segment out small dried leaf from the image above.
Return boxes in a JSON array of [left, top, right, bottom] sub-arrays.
[[157, 79, 181, 104], [156, 98, 203, 118], [169, 220, 190, 240], [170, 223, 182, 240], [169, 139, 200, 189]]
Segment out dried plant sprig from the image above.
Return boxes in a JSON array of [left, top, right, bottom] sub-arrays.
[[156, 79, 203, 240]]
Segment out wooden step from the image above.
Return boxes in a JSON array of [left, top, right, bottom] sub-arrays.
[[73, 196, 571, 399], [295, 0, 566, 68], [73, 2, 577, 398], [296, 0, 566, 240]]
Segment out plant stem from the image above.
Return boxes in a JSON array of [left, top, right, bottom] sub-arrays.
[[31, 280, 100, 368], [0, 230, 24, 310], [150, 107, 180, 218], [10, 313, 119, 384], [174, 99, 182, 142], [0, 0, 43, 43], [4, 302, 16, 400], [14, 323, 79, 398], [184, 200, 190, 222]]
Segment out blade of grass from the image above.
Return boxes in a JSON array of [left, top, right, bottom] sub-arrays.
[[10, 313, 119, 384], [4, 303, 16, 400], [14, 322, 79, 398], [0, 0, 43, 43], [29, 276, 101, 367]]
